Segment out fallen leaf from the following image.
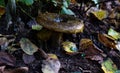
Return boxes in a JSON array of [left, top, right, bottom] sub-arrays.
[[101, 58, 117, 73], [0, 35, 15, 50], [0, 37, 8, 49], [92, 9, 107, 20], [27, 19, 43, 30], [22, 53, 35, 64], [116, 41, 120, 51], [98, 33, 116, 49], [19, 38, 38, 55], [0, 52, 16, 66], [79, 38, 104, 62], [4, 67, 28, 73], [0, 7, 5, 18], [42, 54, 61, 73], [0, 66, 5, 73], [108, 28, 120, 40], [62, 41, 79, 55], [70, 0, 76, 3], [32, 25, 43, 30]]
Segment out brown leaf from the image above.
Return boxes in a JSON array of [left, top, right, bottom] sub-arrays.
[[4, 67, 28, 73], [22, 53, 35, 64], [98, 33, 116, 49], [79, 38, 104, 62], [0, 52, 16, 66], [0, 7, 5, 17]]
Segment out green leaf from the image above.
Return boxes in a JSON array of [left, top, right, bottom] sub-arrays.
[[32, 24, 43, 30], [20, 38, 38, 55], [108, 28, 120, 40], [61, 6, 75, 15], [0, 0, 5, 7], [19, 0, 34, 6], [63, 0, 68, 8], [101, 58, 117, 73]]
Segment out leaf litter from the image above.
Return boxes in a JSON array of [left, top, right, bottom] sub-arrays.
[[0, 0, 120, 73]]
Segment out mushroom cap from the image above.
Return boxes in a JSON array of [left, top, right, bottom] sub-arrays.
[[36, 12, 84, 34]]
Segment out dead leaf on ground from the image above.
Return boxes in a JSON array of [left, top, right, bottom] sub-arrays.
[[4, 67, 28, 73], [0, 7, 5, 18], [92, 9, 107, 20], [0, 37, 8, 49], [22, 53, 35, 64], [0, 66, 6, 73], [42, 54, 61, 73], [0, 52, 16, 66], [116, 41, 120, 52], [98, 33, 116, 49], [19, 38, 38, 55], [0, 34, 15, 50], [79, 38, 104, 62], [62, 41, 79, 55]]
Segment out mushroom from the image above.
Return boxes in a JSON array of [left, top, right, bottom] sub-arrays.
[[36, 12, 84, 48], [36, 12, 84, 34]]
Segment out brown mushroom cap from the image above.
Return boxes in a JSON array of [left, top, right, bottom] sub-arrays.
[[36, 12, 84, 34]]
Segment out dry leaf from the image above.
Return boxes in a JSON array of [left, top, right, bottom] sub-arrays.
[[98, 33, 116, 49], [4, 67, 28, 73], [116, 41, 120, 51], [0, 37, 8, 49], [19, 38, 38, 55], [0, 66, 6, 73], [42, 54, 61, 73], [92, 9, 107, 20], [70, 0, 76, 3], [0, 7, 5, 18], [22, 53, 35, 64], [80, 38, 104, 62], [0, 35, 15, 50], [0, 52, 16, 66]]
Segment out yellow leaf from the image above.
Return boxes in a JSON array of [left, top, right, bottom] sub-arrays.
[[101, 58, 117, 73], [62, 41, 78, 54], [92, 9, 107, 20]]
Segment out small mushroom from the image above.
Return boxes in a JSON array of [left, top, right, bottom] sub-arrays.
[[36, 12, 84, 34]]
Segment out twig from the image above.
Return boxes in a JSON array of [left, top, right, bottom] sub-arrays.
[[79, 67, 91, 73], [38, 48, 48, 59]]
